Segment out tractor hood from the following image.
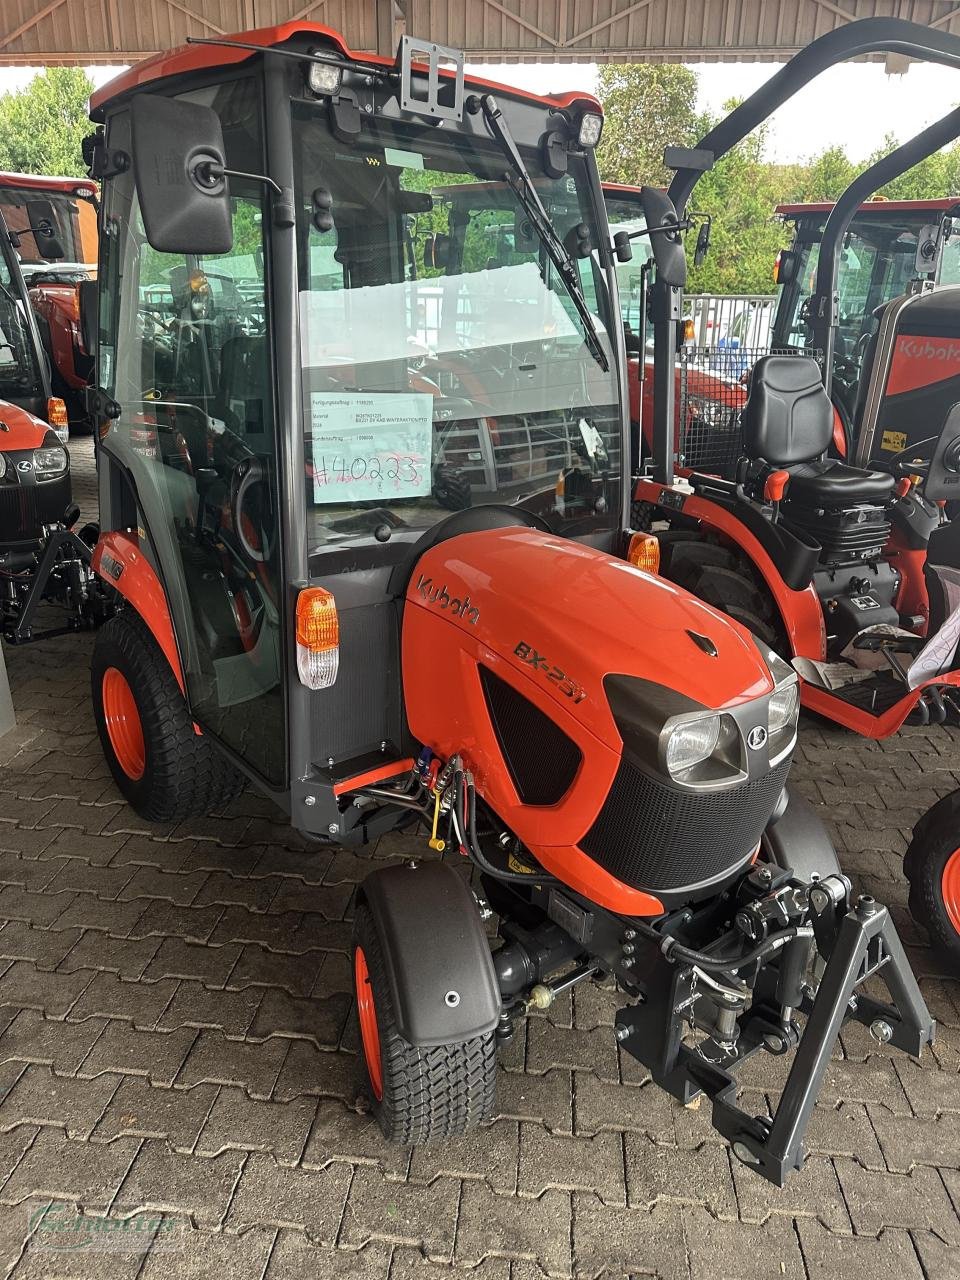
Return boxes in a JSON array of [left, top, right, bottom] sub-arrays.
[[0, 400, 51, 452], [405, 525, 774, 755]]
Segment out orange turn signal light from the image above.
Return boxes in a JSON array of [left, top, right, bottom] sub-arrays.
[[626, 531, 660, 575], [296, 587, 339, 691], [296, 586, 339, 651], [47, 397, 68, 430], [681, 318, 695, 344]]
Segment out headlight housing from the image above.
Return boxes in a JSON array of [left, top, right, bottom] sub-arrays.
[[33, 445, 68, 479], [0, 453, 6, 481], [769, 681, 799, 735], [688, 396, 732, 428]]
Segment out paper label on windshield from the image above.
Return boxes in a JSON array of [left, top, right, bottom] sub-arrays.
[[309, 393, 433, 504]]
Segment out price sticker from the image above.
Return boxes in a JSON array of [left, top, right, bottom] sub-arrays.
[[309, 393, 433, 504]]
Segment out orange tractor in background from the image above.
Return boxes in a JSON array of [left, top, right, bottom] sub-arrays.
[[0, 172, 99, 436]]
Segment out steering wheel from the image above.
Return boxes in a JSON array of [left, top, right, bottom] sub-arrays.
[[231, 457, 275, 564], [885, 435, 938, 479]]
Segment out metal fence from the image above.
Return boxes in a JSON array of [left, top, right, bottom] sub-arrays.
[[678, 346, 823, 478], [684, 294, 778, 352]]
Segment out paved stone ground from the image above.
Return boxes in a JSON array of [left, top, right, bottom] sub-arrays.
[[0, 438, 956, 1277]]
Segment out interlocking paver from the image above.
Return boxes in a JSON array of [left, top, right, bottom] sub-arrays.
[[66, 972, 178, 1028], [573, 1194, 685, 1279], [92, 1077, 218, 1150], [409, 1119, 519, 1194], [138, 1219, 277, 1279], [175, 1028, 289, 1099], [303, 1100, 410, 1178], [796, 1218, 925, 1280], [226, 1151, 351, 1242], [195, 1086, 317, 1165], [113, 1140, 246, 1228], [77, 1022, 198, 1085], [835, 1157, 960, 1242], [0, 1127, 139, 1209], [264, 1232, 392, 1279], [0, 1063, 119, 1139], [339, 1166, 459, 1257], [0, 1009, 107, 1073]]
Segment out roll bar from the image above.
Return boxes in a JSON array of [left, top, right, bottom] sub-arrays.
[[650, 18, 960, 485], [808, 105, 960, 394]]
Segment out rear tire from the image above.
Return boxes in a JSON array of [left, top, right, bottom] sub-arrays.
[[663, 537, 788, 653], [352, 904, 497, 1144], [904, 792, 960, 971], [91, 609, 244, 822]]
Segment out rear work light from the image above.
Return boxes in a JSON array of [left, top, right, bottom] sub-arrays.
[[577, 112, 603, 148], [296, 586, 340, 690], [626, 532, 660, 575]]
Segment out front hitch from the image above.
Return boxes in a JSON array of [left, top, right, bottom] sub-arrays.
[[614, 877, 935, 1186]]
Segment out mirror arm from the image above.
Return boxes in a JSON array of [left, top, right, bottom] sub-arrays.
[[627, 219, 694, 241], [196, 161, 295, 228]]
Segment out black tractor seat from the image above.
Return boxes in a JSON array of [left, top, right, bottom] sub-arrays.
[[780, 459, 894, 506], [742, 354, 894, 508]]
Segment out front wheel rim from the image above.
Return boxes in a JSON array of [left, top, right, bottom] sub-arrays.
[[101, 667, 145, 781], [941, 848, 960, 936], [354, 946, 383, 1101]]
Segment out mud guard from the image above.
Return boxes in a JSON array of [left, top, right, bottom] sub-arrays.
[[92, 531, 185, 692], [358, 861, 501, 1046], [762, 789, 841, 883]]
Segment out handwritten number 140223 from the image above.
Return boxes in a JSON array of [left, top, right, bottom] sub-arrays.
[[313, 455, 422, 487]]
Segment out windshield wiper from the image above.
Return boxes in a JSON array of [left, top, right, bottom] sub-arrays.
[[477, 95, 609, 373]]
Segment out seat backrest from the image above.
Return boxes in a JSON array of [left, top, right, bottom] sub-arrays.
[[741, 354, 832, 465]]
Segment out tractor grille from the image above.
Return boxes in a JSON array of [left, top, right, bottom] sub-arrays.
[[0, 482, 42, 543], [480, 666, 582, 806], [580, 758, 791, 894]]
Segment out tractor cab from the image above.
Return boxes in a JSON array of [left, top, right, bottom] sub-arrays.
[[771, 197, 960, 446], [86, 23, 623, 817]]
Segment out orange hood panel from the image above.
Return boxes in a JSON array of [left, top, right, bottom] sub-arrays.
[[0, 401, 49, 452]]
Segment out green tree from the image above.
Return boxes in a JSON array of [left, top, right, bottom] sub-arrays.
[[0, 68, 94, 177], [596, 63, 699, 187], [796, 146, 858, 201]]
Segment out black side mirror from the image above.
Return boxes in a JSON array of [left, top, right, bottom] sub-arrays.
[[25, 200, 65, 260], [130, 95, 233, 254], [425, 233, 450, 270], [693, 217, 711, 268], [775, 248, 798, 285], [638, 187, 686, 289], [78, 278, 97, 355]]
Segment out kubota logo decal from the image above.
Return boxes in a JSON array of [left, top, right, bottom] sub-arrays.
[[415, 575, 480, 625], [888, 335, 960, 396]]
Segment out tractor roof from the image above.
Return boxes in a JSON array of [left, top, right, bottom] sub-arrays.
[[776, 197, 960, 217], [90, 21, 601, 120], [0, 171, 97, 199]]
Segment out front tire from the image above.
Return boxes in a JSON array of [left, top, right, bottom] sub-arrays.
[[352, 904, 497, 1144], [904, 791, 960, 971], [91, 609, 244, 822]]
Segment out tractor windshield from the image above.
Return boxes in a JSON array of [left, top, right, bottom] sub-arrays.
[[780, 210, 960, 365], [291, 101, 621, 551]]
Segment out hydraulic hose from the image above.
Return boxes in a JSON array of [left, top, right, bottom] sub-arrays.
[[656, 925, 815, 975], [461, 774, 558, 886]]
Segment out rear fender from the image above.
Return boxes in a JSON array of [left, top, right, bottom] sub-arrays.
[[92, 531, 185, 692], [358, 861, 500, 1046], [635, 479, 826, 660]]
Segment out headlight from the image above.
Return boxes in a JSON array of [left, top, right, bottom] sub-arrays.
[[768, 681, 799, 734], [33, 445, 68, 478], [664, 714, 721, 777], [0, 453, 5, 481], [688, 397, 731, 428]]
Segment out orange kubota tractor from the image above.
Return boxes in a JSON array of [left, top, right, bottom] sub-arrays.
[[81, 19, 932, 1184]]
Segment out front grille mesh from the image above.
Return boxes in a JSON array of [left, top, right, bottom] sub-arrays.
[[580, 758, 791, 893], [0, 483, 41, 541]]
